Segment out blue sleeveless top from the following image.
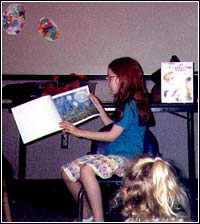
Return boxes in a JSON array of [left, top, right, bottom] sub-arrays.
[[105, 100, 146, 159]]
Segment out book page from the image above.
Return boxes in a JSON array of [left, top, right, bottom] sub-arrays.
[[11, 95, 63, 144], [52, 85, 99, 125]]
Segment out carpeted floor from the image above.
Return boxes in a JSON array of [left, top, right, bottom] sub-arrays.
[[2, 178, 198, 222]]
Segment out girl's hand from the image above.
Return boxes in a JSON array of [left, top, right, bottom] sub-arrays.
[[90, 93, 112, 125], [89, 94, 105, 114], [59, 121, 82, 137]]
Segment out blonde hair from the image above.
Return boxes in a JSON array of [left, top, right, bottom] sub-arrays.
[[113, 155, 191, 222]]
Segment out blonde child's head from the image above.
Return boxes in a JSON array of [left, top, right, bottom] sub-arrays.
[[114, 155, 191, 222]]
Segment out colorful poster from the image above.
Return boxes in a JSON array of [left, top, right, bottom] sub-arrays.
[[2, 4, 25, 35], [38, 17, 60, 41], [161, 62, 193, 103]]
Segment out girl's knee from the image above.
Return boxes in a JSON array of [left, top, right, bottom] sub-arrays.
[[61, 167, 70, 182], [80, 164, 95, 180]]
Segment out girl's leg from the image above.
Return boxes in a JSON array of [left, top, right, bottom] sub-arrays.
[[80, 164, 104, 222], [61, 170, 92, 219]]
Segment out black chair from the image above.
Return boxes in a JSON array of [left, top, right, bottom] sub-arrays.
[[78, 124, 160, 221]]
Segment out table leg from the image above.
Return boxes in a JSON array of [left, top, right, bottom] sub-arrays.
[[18, 136, 26, 179], [187, 112, 195, 179]]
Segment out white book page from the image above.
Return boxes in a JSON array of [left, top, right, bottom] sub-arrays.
[[11, 95, 63, 144]]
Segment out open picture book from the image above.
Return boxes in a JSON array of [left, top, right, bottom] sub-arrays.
[[11, 85, 99, 144]]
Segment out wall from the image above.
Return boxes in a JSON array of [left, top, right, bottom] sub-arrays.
[[2, 2, 198, 75], [2, 2, 199, 179]]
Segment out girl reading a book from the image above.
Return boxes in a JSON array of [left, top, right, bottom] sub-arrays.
[[59, 57, 154, 222]]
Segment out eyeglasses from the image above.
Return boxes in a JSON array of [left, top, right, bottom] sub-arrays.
[[106, 75, 117, 81]]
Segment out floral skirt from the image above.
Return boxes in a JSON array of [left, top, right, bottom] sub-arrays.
[[61, 154, 129, 182]]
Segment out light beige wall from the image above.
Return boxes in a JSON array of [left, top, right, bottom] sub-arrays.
[[2, 2, 198, 75]]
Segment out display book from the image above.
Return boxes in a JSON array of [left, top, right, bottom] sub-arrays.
[[11, 85, 99, 144], [161, 62, 193, 103]]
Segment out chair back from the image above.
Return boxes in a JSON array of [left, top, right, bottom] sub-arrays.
[[143, 127, 159, 156]]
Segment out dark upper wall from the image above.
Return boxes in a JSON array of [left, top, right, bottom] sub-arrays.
[[2, 2, 198, 75]]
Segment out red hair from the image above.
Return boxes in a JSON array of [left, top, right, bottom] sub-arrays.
[[108, 57, 153, 125]]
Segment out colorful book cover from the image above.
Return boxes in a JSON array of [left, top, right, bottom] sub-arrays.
[[52, 85, 99, 125], [161, 62, 193, 103]]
